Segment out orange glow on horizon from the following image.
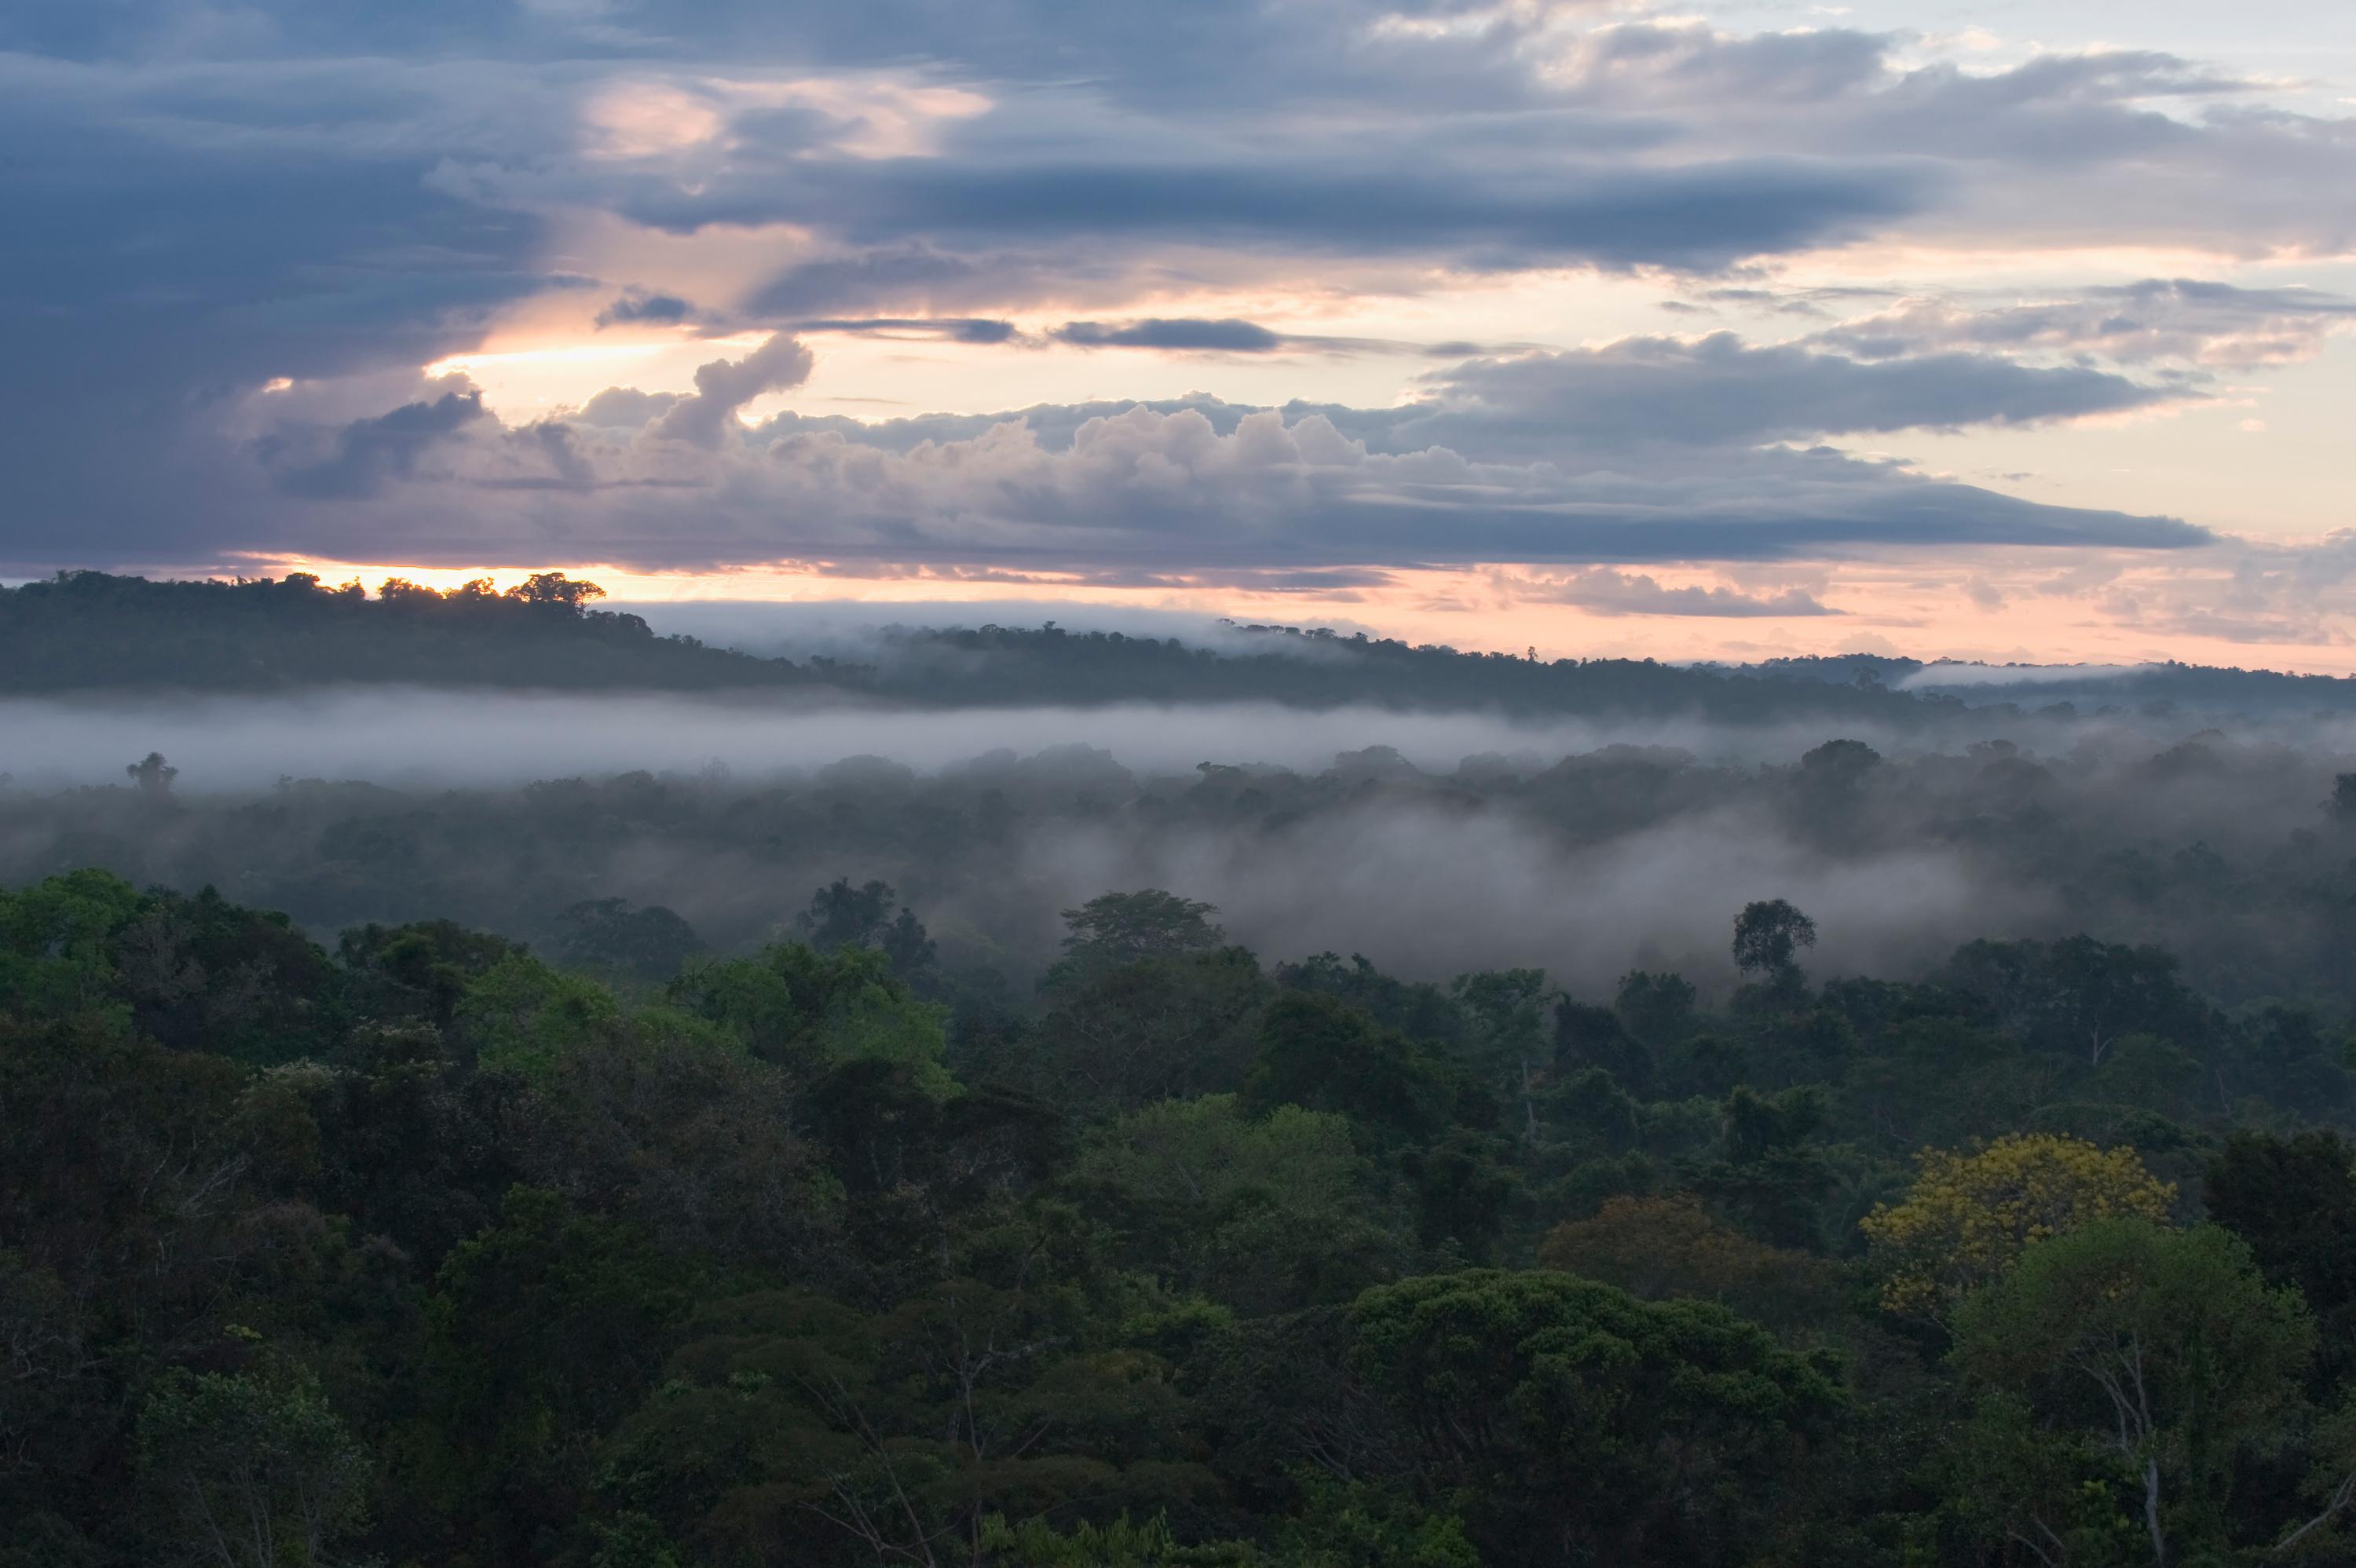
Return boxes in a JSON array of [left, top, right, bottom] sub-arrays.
[[210, 551, 2356, 678]]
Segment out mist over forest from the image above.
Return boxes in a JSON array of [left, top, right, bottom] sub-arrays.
[[8, 575, 2356, 1003], [18, 573, 2356, 1568], [6, 692, 2355, 1004]]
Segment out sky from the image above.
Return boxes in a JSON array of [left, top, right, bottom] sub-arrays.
[[4, 0, 2354, 667]]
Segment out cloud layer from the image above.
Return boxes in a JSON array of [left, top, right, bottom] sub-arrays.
[[0, 0, 2349, 642]]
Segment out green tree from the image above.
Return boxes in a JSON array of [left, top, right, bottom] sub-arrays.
[[1033, 947, 1268, 1110], [416, 1187, 695, 1558], [1347, 1270, 1845, 1566], [1449, 968, 1549, 1139], [1951, 1219, 2312, 1566], [1052, 890, 1226, 979], [667, 942, 953, 1094], [1077, 1095, 1395, 1310], [1697, 1086, 1835, 1252], [2205, 1129, 2356, 1383], [1242, 992, 1483, 1142], [0, 867, 145, 1018], [134, 1367, 369, 1568], [456, 951, 625, 1076]]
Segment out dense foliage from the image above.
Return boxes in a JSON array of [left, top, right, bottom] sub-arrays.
[[9, 864, 2356, 1566]]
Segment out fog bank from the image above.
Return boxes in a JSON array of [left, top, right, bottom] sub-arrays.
[[0, 689, 2275, 793]]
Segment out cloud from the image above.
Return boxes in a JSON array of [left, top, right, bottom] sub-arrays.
[[3, 2, 2350, 598], [595, 288, 695, 327], [1388, 334, 2182, 455], [646, 334, 815, 446], [154, 382, 2208, 579], [1055, 318, 1287, 352], [576, 386, 684, 427], [1047, 317, 1417, 356], [795, 316, 1019, 343], [1526, 569, 1843, 617], [1811, 280, 2356, 369], [735, 156, 1927, 275], [265, 388, 488, 498]]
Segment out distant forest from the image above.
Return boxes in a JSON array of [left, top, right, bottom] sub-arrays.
[[14, 568, 2354, 718]]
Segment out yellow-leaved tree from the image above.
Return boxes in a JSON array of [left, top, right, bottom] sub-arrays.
[[1859, 1131, 2175, 1317]]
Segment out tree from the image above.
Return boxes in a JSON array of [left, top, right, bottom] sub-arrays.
[[1242, 992, 1482, 1142], [1538, 1195, 1845, 1332], [975, 1512, 1255, 1565], [1030, 947, 1268, 1111], [455, 951, 625, 1076], [2205, 1130, 2356, 1383], [880, 906, 938, 979], [1860, 1133, 2176, 1318], [1697, 1085, 1836, 1251], [667, 941, 954, 1095], [1399, 1129, 1519, 1263], [557, 898, 704, 985], [126, 751, 178, 799], [1799, 737, 1881, 785], [1951, 1219, 2313, 1566], [501, 571, 606, 612], [417, 1187, 693, 1557], [797, 877, 899, 952], [1552, 998, 1652, 1098], [1613, 970, 1697, 1051], [1346, 1270, 1845, 1566], [1450, 969, 1549, 1139], [1074, 1095, 1393, 1310], [2329, 772, 2356, 827], [1941, 936, 2212, 1069], [1732, 899, 1816, 987], [1053, 890, 1225, 978], [134, 1367, 370, 1568]]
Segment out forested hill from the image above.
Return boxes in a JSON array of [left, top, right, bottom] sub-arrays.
[[1740, 652, 2356, 717], [0, 570, 817, 693], [20, 569, 2355, 719], [0, 571, 1917, 720]]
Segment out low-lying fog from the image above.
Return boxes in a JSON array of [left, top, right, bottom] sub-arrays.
[[5, 690, 2351, 1002], [0, 689, 2292, 792]]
